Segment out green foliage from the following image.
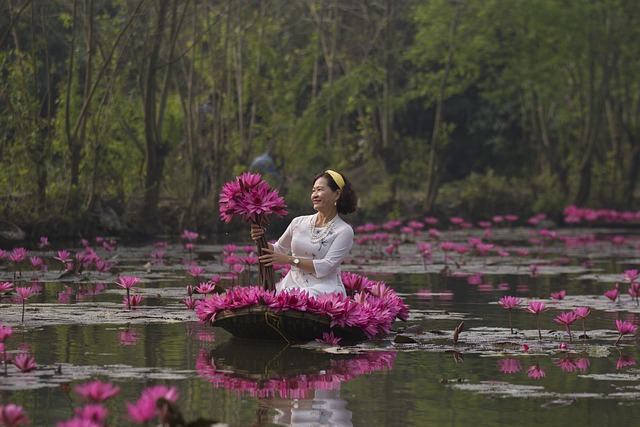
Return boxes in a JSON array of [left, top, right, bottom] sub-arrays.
[[2, 0, 640, 238], [437, 170, 535, 221]]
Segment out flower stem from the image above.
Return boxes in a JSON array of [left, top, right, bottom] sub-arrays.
[[508, 310, 513, 334], [536, 315, 542, 340]]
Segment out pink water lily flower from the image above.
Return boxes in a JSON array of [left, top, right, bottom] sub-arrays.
[[116, 276, 141, 310], [0, 323, 13, 342], [623, 269, 639, 282], [554, 311, 579, 343], [550, 290, 566, 300], [498, 296, 522, 334], [525, 301, 547, 340], [75, 380, 121, 402], [187, 267, 206, 278], [0, 281, 14, 294], [614, 319, 638, 346], [195, 281, 216, 295], [0, 403, 30, 427], [604, 287, 619, 302], [72, 404, 108, 424], [126, 397, 157, 423], [13, 353, 37, 372], [573, 306, 592, 339], [115, 276, 140, 289]]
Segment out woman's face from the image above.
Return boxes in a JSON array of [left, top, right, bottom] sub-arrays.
[[311, 177, 339, 212]]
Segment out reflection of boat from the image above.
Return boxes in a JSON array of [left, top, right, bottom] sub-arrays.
[[196, 339, 396, 400], [197, 272, 410, 344]]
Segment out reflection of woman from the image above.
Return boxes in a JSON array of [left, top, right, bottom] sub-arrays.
[[270, 388, 353, 427], [251, 170, 358, 297]]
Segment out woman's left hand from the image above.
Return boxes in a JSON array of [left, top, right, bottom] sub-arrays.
[[258, 247, 285, 266]]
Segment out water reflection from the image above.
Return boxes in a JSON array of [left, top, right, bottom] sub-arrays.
[[196, 339, 395, 426]]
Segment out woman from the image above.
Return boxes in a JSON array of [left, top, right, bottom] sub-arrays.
[[251, 170, 358, 297]]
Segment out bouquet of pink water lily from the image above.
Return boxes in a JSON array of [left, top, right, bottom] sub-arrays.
[[219, 172, 287, 290], [196, 272, 410, 339]]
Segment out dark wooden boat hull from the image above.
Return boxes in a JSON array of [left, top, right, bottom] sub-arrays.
[[212, 305, 368, 343]]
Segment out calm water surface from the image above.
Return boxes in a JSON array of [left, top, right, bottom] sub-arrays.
[[2, 226, 640, 426]]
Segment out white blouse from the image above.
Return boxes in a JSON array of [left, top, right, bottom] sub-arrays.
[[272, 214, 353, 297]]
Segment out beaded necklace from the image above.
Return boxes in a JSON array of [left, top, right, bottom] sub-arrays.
[[309, 214, 337, 244]]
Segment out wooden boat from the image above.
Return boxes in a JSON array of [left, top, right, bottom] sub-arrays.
[[212, 305, 369, 344], [200, 272, 409, 345]]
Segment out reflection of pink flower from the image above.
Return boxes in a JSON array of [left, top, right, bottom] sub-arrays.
[[554, 357, 577, 373], [123, 293, 144, 309], [527, 365, 546, 379], [575, 357, 590, 372], [498, 358, 522, 374], [75, 380, 120, 402], [316, 331, 342, 346], [183, 297, 198, 310], [616, 354, 636, 369], [119, 329, 140, 346]]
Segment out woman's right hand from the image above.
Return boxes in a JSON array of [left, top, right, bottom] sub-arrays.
[[250, 224, 265, 242]]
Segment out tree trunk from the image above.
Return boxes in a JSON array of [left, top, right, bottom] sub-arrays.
[[423, 2, 461, 213]]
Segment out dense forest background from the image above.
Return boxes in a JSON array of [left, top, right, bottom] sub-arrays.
[[1, 0, 639, 240]]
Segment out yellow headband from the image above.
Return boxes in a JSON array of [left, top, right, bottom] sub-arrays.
[[325, 170, 345, 190]]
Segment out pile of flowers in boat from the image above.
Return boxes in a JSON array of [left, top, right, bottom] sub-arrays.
[[195, 349, 397, 398], [195, 271, 410, 340]]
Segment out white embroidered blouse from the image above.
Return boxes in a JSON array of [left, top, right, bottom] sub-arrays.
[[272, 213, 353, 297]]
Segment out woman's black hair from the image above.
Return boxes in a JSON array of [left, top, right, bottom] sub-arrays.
[[313, 171, 358, 215]]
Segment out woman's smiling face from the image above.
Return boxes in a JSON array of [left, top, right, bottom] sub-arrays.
[[311, 177, 339, 212]]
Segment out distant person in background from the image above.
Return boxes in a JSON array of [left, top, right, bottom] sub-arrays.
[[250, 170, 358, 297], [250, 151, 281, 185]]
